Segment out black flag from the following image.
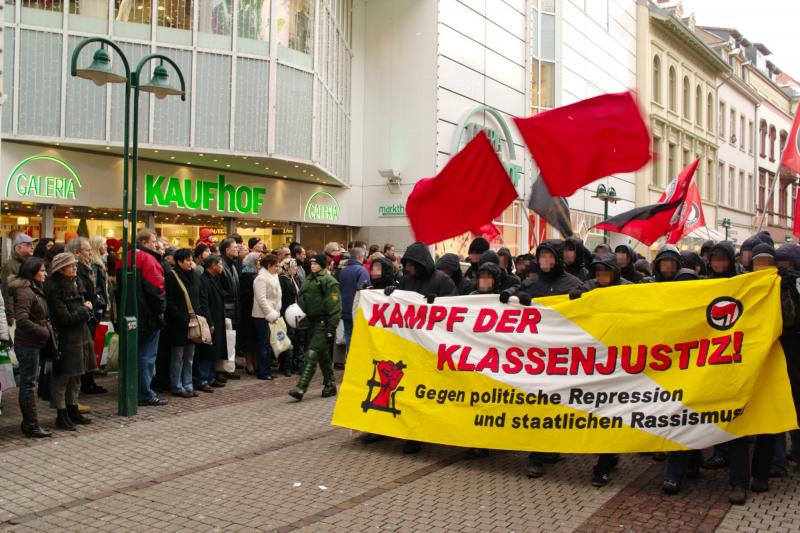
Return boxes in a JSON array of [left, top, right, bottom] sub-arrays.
[[528, 176, 573, 237]]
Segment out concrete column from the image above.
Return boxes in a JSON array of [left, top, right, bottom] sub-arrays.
[[145, 212, 156, 231], [293, 223, 302, 243], [225, 217, 237, 236], [40, 205, 55, 239]]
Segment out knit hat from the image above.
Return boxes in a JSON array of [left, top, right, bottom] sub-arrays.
[[50, 252, 77, 273], [752, 243, 776, 261], [248, 237, 261, 250], [309, 253, 328, 267], [468, 237, 490, 255]]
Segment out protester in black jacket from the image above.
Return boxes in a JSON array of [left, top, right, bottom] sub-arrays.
[[564, 237, 590, 281], [461, 250, 520, 294], [680, 251, 707, 278], [396, 242, 458, 298], [644, 245, 682, 283], [518, 240, 582, 299], [614, 244, 644, 283], [570, 253, 631, 299], [435, 253, 463, 289], [469, 262, 503, 295], [497, 247, 515, 277], [368, 257, 397, 290], [463, 237, 490, 283], [707, 241, 739, 279], [195, 255, 226, 392], [700, 240, 715, 265], [164, 249, 200, 398]]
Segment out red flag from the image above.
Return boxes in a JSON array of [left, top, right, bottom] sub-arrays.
[[514, 91, 651, 197], [781, 108, 800, 175], [593, 159, 699, 246], [666, 182, 706, 244], [474, 222, 501, 242], [406, 132, 517, 244]]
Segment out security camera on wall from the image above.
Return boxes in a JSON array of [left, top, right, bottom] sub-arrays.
[[379, 168, 402, 185]]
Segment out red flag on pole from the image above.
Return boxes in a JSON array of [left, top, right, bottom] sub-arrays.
[[405, 131, 517, 245], [666, 182, 706, 244], [513, 91, 651, 197], [781, 108, 800, 175], [593, 159, 699, 246]]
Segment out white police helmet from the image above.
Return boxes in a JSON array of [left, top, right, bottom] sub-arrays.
[[284, 303, 310, 330]]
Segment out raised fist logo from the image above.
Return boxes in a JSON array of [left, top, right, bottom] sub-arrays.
[[362, 359, 406, 417]]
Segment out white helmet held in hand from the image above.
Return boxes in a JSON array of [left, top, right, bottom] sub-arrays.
[[284, 303, 310, 330]]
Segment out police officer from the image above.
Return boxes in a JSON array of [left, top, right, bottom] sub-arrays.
[[289, 253, 342, 401]]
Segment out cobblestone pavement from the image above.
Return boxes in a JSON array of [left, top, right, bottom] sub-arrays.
[[0, 372, 799, 532]]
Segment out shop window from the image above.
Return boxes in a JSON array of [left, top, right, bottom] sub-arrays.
[[114, 0, 152, 40], [237, 0, 270, 55], [69, 0, 108, 33], [652, 56, 661, 103], [277, 0, 314, 69], [157, 0, 192, 46], [21, 0, 63, 28], [198, 0, 232, 50]]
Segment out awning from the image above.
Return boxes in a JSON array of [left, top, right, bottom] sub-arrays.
[[687, 226, 725, 241]]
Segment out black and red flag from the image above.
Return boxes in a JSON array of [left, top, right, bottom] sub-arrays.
[[592, 159, 699, 246], [783, 108, 800, 238]]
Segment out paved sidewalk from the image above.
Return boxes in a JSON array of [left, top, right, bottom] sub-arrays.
[[0, 372, 799, 532]]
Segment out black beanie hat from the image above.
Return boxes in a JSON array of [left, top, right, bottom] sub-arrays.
[[310, 253, 328, 267], [468, 237, 490, 255], [248, 237, 261, 250]]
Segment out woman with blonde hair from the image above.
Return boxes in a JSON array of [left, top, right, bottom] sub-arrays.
[[278, 258, 304, 376], [89, 236, 112, 323]]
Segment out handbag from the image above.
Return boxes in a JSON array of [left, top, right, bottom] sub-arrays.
[[171, 270, 212, 345], [270, 317, 293, 354]]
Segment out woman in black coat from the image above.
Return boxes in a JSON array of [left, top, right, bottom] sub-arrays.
[[238, 253, 260, 374], [44, 253, 95, 430], [195, 255, 226, 392], [278, 258, 304, 375], [164, 249, 201, 398]]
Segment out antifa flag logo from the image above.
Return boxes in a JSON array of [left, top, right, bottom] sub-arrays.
[[685, 203, 701, 227], [362, 360, 406, 417], [706, 297, 743, 331], [663, 176, 679, 203]]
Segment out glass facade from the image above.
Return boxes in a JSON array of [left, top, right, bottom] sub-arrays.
[[531, 1, 556, 116], [3, 0, 353, 184]]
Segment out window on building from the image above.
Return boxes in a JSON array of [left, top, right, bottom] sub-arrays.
[[758, 171, 766, 212], [760, 120, 768, 157], [780, 181, 789, 225], [729, 108, 736, 145], [21, 0, 64, 27], [277, 0, 315, 67], [683, 148, 690, 168], [198, 0, 232, 49], [237, 0, 270, 55], [769, 125, 777, 161], [115, 0, 151, 39], [768, 173, 776, 215], [780, 130, 789, 153], [748, 120, 754, 154], [683, 76, 690, 119], [69, 0, 108, 32], [748, 173, 754, 212], [668, 143, 676, 183], [719, 101, 726, 138], [707, 93, 714, 133], [738, 170, 745, 210], [718, 161, 726, 204], [669, 67, 677, 111], [740, 115, 745, 150], [728, 166, 735, 207], [652, 136, 662, 186], [695, 85, 702, 126], [793, 182, 798, 225], [531, 6, 556, 116], [708, 159, 715, 202], [157, 0, 193, 45], [652, 56, 661, 103]]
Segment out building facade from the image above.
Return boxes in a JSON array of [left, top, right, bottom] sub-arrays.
[[635, 1, 730, 256], [2, 0, 355, 251]]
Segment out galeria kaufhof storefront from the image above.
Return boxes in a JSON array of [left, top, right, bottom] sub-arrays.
[[1, 143, 355, 251]]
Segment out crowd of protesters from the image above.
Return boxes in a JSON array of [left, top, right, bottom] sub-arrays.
[[1, 227, 799, 506]]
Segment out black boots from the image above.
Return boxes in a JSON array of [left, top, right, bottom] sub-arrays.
[[289, 350, 318, 400], [67, 405, 92, 425], [18, 394, 51, 438], [56, 409, 76, 431]]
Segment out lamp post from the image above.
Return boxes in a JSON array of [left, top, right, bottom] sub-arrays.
[[721, 217, 732, 241], [70, 38, 186, 416], [593, 184, 618, 243]]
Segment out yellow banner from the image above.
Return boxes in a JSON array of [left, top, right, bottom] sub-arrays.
[[331, 270, 798, 452]]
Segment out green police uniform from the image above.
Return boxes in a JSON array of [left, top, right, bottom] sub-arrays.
[[289, 265, 341, 400]]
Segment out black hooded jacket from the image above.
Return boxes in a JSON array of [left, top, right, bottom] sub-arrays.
[[646, 245, 682, 283], [777, 243, 800, 271], [470, 262, 503, 295], [398, 242, 458, 297], [675, 268, 701, 281], [708, 241, 739, 279], [435, 253, 463, 288], [571, 253, 631, 297], [459, 250, 520, 294], [497, 247, 515, 276], [522, 240, 582, 297], [614, 244, 644, 283], [368, 257, 397, 290], [564, 237, 590, 281], [680, 251, 707, 278]]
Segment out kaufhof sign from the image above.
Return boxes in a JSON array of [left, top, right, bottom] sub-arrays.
[[453, 105, 523, 187], [145, 174, 266, 215], [5, 155, 83, 201]]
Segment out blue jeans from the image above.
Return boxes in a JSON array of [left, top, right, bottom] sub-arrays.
[[196, 358, 215, 385], [14, 344, 40, 402], [170, 344, 195, 393], [138, 330, 161, 402], [343, 316, 354, 358], [254, 318, 274, 379]]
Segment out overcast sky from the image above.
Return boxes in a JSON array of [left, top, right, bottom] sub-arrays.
[[679, 0, 800, 80]]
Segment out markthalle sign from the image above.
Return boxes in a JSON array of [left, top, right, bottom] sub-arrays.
[[453, 105, 523, 187]]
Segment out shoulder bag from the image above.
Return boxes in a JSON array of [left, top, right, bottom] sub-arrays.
[[172, 270, 212, 345]]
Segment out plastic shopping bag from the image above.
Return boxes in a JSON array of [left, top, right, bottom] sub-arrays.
[[105, 334, 120, 372], [335, 320, 346, 346], [270, 318, 293, 355], [0, 348, 17, 391], [223, 329, 236, 373]]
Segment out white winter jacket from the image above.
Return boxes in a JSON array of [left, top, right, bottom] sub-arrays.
[[252, 268, 282, 322], [0, 291, 8, 341]]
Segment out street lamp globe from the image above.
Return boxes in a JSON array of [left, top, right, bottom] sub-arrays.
[[139, 63, 184, 100], [75, 47, 127, 86]]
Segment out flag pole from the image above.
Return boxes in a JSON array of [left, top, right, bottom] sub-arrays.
[[755, 147, 786, 233]]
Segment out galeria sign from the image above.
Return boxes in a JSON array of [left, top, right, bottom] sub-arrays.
[[332, 270, 798, 453], [5, 155, 83, 200], [144, 174, 266, 215]]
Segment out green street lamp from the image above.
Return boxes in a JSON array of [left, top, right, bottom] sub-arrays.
[[721, 217, 732, 241], [593, 184, 618, 243], [70, 38, 186, 417]]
